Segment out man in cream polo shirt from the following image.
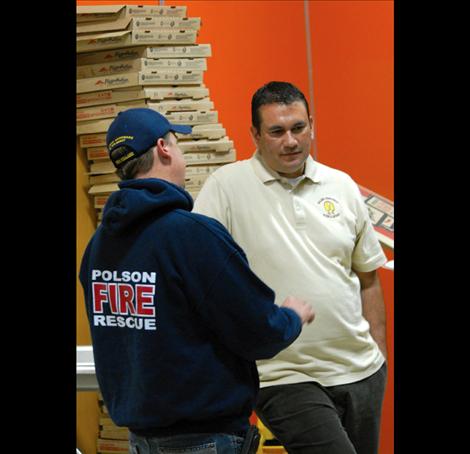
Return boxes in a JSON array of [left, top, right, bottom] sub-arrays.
[[193, 82, 388, 454]]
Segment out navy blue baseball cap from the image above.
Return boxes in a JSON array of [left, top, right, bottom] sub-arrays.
[[106, 108, 192, 168]]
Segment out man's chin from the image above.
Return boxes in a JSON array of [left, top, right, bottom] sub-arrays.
[[278, 165, 305, 178], [280, 152, 305, 163], [278, 157, 305, 175]]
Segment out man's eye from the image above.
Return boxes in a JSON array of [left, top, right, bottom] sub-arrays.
[[292, 125, 306, 133], [269, 130, 283, 136]]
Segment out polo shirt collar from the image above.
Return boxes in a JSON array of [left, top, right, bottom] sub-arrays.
[[251, 150, 321, 184]]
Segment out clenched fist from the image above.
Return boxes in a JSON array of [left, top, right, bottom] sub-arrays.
[[281, 296, 315, 325]]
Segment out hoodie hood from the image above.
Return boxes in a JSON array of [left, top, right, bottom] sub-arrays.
[[101, 178, 193, 235]]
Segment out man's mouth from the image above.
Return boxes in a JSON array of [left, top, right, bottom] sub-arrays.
[[280, 150, 302, 156]]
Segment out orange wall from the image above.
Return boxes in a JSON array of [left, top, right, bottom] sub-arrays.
[[308, 1, 394, 199], [159, 0, 312, 162], [76, 1, 394, 453], [306, 3, 394, 453]]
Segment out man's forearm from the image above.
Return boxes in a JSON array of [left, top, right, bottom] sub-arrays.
[[357, 270, 388, 360]]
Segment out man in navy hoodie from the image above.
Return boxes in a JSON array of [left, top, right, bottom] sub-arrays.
[[79, 108, 315, 454]]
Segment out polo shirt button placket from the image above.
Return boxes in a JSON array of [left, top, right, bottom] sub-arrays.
[[292, 195, 306, 227]]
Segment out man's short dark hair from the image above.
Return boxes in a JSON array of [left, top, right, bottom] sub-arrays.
[[251, 81, 310, 132], [116, 145, 155, 180], [116, 131, 172, 180]]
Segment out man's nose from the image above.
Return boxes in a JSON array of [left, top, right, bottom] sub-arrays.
[[284, 130, 297, 147]]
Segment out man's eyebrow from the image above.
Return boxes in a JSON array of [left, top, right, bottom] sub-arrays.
[[267, 121, 306, 131], [267, 125, 284, 131]]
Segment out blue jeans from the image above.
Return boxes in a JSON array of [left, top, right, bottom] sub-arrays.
[[129, 431, 245, 454], [255, 363, 387, 454]]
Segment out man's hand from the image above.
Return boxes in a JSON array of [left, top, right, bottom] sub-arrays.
[[281, 296, 315, 325]]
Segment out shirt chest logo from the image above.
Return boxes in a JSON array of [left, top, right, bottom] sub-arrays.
[[317, 197, 340, 218]]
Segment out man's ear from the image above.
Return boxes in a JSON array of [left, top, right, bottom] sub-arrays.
[[155, 137, 171, 161], [249, 125, 260, 148]]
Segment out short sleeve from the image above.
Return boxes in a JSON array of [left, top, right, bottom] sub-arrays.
[[350, 182, 387, 272]]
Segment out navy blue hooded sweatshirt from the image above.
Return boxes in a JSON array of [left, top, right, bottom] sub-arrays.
[[79, 178, 302, 436]]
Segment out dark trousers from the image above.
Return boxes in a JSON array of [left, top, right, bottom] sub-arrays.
[[255, 363, 387, 454], [129, 432, 245, 454]]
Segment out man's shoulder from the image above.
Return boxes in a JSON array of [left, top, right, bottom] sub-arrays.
[[179, 209, 245, 255], [173, 209, 234, 242], [171, 208, 219, 228], [314, 160, 356, 186], [211, 157, 252, 181]]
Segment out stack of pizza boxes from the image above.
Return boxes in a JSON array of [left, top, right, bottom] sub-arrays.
[[95, 392, 129, 454], [77, 4, 236, 226]]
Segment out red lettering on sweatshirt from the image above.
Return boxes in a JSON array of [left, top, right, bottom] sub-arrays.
[[92, 282, 155, 317], [119, 284, 136, 315], [107, 283, 119, 313], [136, 285, 156, 317], [93, 282, 108, 313]]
